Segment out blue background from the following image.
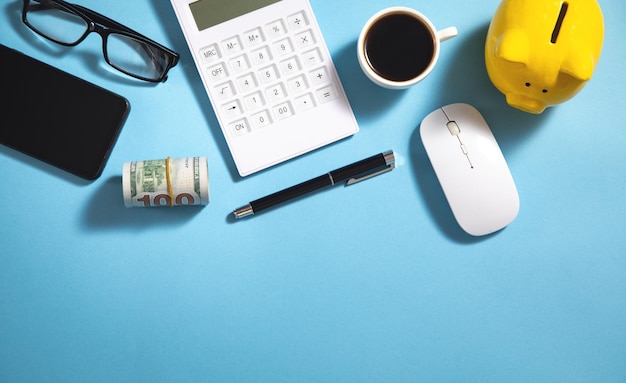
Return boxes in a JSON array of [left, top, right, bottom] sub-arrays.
[[1, 0, 625, 381]]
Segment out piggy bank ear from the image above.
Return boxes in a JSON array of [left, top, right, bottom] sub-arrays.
[[561, 52, 595, 81], [495, 28, 529, 65]]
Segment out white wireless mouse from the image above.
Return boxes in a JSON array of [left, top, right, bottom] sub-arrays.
[[420, 103, 519, 236]]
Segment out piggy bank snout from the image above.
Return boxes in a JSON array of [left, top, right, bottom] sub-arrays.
[[505, 93, 547, 114]]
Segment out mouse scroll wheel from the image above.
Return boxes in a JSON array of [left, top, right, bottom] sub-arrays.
[[447, 121, 461, 136]]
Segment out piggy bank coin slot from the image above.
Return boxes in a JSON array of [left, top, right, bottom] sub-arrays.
[[551, 2, 569, 44]]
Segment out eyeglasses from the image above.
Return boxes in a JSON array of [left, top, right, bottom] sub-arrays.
[[22, 0, 180, 82]]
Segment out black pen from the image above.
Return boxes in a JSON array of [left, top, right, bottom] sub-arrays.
[[233, 150, 395, 218]]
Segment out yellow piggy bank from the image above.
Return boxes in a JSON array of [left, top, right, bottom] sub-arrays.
[[485, 0, 604, 114]]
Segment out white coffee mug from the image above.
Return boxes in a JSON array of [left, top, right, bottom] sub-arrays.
[[357, 7, 458, 89]]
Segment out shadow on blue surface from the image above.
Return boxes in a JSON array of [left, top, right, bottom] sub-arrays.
[[83, 176, 203, 230], [408, 23, 551, 243], [0, 144, 93, 186], [333, 39, 405, 123], [150, 0, 364, 183], [148, 0, 242, 182]]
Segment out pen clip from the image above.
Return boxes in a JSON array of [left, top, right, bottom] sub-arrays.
[[346, 163, 395, 186]]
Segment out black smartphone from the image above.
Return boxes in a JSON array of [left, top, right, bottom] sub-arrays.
[[0, 43, 130, 180]]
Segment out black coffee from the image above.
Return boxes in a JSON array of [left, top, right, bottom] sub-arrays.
[[364, 13, 435, 82]]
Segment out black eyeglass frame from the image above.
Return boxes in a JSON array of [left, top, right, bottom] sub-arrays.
[[21, 0, 180, 82]]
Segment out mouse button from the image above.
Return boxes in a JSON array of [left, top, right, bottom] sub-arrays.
[[440, 103, 470, 121], [419, 109, 449, 144], [422, 108, 448, 128], [443, 102, 477, 117], [444, 103, 487, 131]]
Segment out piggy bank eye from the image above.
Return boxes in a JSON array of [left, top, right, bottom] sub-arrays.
[[525, 82, 531, 87]]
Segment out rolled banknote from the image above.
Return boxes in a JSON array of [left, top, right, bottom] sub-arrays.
[[122, 157, 209, 208]]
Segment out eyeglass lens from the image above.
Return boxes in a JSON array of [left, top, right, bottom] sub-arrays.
[[106, 34, 170, 81], [24, 0, 173, 81], [25, 2, 88, 45]]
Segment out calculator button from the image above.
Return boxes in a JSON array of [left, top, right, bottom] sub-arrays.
[[207, 63, 228, 81], [215, 81, 235, 100], [229, 54, 250, 73], [295, 93, 316, 112], [273, 38, 294, 57], [317, 85, 337, 104], [309, 67, 329, 85], [287, 12, 308, 30], [267, 19, 287, 38], [243, 27, 265, 47], [287, 74, 308, 94], [301, 48, 323, 68], [250, 46, 272, 65], [251, 110, 272, 129], [295, 30, 315, 49], [229, 118, 250, 137], [279, 56, 301, 76], [199, 44, 220, 64], [258, 64, 279, 84], [223, 100, 243, 118], [222, 35, 243, 55], [236, 73, 257, 92], [266, 83, 287, 103], [243, 91, 265, 111], [273, 101, 294, 120]]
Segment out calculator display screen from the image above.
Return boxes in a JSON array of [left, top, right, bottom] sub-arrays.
[[189, 0, 281, 31]]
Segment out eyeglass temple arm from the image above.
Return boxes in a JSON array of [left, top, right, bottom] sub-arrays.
[[72, 5, 149, 41], [72, 3, 179, 74], [25, 2, 127, 34], [72, 3, 178, 58]]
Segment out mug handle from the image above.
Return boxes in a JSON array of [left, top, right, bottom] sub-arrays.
[[437, 27, 458, 42]]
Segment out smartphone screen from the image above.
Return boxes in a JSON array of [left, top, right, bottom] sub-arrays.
[[0, 44, 130, 180]]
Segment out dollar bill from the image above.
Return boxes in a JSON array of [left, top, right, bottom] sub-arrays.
[[122, 157, 209, 208]]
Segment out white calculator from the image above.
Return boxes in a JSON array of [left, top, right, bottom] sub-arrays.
[[170, 0, 359, 176]]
